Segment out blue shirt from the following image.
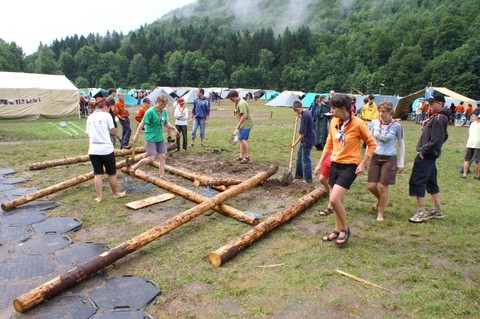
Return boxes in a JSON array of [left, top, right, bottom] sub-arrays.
[[299, 110, 316, 148], [370, 119, 403, 156], [192, 96, 210, 118]]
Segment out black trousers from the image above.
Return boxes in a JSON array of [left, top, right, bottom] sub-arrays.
[[176, 124, 188, 150]]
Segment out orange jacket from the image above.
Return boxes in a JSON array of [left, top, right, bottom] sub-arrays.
[[114, 100, 129, 119], [135, 105, 149, 122], [456, 104, 465, 113], [324, 116, 377, 164]]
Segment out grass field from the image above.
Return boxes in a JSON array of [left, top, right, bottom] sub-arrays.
[[0, 100, 479, 319]]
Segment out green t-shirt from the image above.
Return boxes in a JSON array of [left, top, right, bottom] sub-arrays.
[[236, 99, 253, 129], [143, 107, 168, 142]]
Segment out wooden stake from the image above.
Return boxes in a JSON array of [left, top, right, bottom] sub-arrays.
[[123, 167, 259, 226], [208, 187, 326, 267], [13, 165, 278, 313], [335, 269, 394, 293]]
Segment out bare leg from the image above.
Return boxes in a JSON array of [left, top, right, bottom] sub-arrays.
[[431, 193, 441, 211], [330, 184, 348, 231], [376, 184, 389, 221], [462, 161, 469, 178], [130, 155, 154, 172], [108, 174, 126, 198], [157, 153, 166, 178], [319, 175, 332, 209], [239, 140, 249, 158], [475, 161, 480, 178], [94, 174, 103, 202], [367, 182, 380, 210]]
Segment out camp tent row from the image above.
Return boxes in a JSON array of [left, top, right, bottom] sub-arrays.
[[0, 72, 79, 119]]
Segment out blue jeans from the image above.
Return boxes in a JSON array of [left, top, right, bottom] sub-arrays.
[[295, 143, 313, 182], [191, 117, 206, 139], [119, 118, 131, 148]]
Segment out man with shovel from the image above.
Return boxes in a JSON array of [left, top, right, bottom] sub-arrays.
[[292, 101, 316, 183], [227, 90, 253, 164]]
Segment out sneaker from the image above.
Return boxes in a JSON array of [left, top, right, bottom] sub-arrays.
[[240, 157, 250, 164], [236, 157, 243, 161], [424, 209, 444, 220], [409, 210, 427, 223]]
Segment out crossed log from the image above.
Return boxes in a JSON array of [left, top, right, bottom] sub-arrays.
[[209, 186, 326, 267], [122, 167, 259, 226], [13, 165, 278, 313], [1, 154, 147, 211]]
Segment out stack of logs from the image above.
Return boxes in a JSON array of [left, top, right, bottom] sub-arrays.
[[5, 146, 326, 313]]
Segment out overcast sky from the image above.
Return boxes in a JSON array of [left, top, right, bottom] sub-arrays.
[[0, 0, 196, 55]]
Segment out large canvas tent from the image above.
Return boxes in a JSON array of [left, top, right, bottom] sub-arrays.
[[265, 91, 301, 107], [0, 72, 79, 119], [394, 87, 475, 118], [146, 87, 176, 104]]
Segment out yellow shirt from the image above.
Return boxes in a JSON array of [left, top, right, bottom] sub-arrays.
[[361, 102, 379, 121]]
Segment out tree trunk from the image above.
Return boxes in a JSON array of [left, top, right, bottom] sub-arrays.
[[193, 176, 243, 187], [162, 164, 227, 192], [122, 167, 259, 226], [208, 187, 326, 267], [28, 147, 146, 170], [13, 165, 278, 313], [1, 154, 146, 211]]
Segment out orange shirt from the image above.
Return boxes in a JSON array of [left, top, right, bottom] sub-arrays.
[[456, 104, 465, 113], [114, 100, 129, 119], [465, 106, 473, 115], [324, 116, 376, 164], [135, 105, 149, 122]]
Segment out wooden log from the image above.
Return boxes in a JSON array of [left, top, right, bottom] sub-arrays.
[[1, 154, 147, 211], [160, 163, 227, 192], [122, 167, 259, 226], [193, 176, 244, 187], [208, 187, 326, 267], [13, 165, 278, 313], [125, 193, 176, 210], [28, 147, 146, 170]]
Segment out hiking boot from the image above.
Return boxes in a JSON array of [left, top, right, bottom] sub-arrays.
[[424, 209, 444, 220], [409, 210, 427, 223]]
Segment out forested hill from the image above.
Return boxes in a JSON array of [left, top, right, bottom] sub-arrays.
[[1, 0, 480, 98]]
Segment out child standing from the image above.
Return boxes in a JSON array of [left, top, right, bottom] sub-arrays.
[[174, 98, 189, 151], [292, 101, 316, 183]]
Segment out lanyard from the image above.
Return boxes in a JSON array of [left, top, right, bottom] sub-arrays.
[[378, 119, 394, 136]]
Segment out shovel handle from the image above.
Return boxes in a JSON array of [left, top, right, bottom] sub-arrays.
[[288, 117, 299, 170]]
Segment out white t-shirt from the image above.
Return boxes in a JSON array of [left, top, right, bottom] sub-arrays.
[[174, 105, 189, 126], [86, 110, 115, 155]]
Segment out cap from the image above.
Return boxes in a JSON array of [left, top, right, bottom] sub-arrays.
[[143, 98, 150, 104], [428, 93, 445, 103], [177, 98, 185, 104]]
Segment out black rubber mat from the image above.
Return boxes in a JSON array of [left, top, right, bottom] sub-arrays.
[[89, 276, 161, 311], [0, 254, 55, 279], [32, 217, 82, 234], [0, 177, 29, 184], [0, 224, 33, 246], [0, 210, 47, 225], [91, 310, 155, 319], [0, 168, 16, 176], [17, 295, 97, 319], [2, 187, 38, 197], [0, 183, 16, 191], [15, 200, 59, 211], [0, 281, 31, 312], [16, 233, 72, 254], [54, 242, 108, 268]]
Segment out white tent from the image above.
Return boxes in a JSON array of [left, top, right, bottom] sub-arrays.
[[0, 72, 79, 119], [265, 91, 301, 107], [146, 87, 175, 104], [180, 89, 197, 103]]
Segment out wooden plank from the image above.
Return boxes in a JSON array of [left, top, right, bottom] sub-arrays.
[[125, 193, 176, 210]]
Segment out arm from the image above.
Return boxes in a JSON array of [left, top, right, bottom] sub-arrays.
[[357, 123, 377, 175], [397, 138, 405, 172], [236, 113, 247, 129], [132, 121, 145, 143]]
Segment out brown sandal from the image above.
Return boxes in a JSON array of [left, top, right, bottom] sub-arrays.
[[319, 207, 333, 216], [335, 228, 351, 247], [322, 230, 340, 242]]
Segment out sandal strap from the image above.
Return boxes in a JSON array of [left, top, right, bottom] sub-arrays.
[[322, 230, 340, 241]]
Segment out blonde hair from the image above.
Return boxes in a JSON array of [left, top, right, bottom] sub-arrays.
[[155, 94, 169, 105], [378, 99, 394, 114]]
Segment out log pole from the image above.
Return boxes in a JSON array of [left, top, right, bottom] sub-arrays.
[[122, 167, 259, 226], [161, 164, 227, 192], [1, 154, 146, 211], [28, 147, 146, 170], [193, 176, 244, 187], [208, 187, 326, 267], [13, 165, 278, 313]]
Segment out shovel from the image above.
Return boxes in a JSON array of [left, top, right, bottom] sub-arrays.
[[281, 116, 299, 186], [229, 128, 239, 145]]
